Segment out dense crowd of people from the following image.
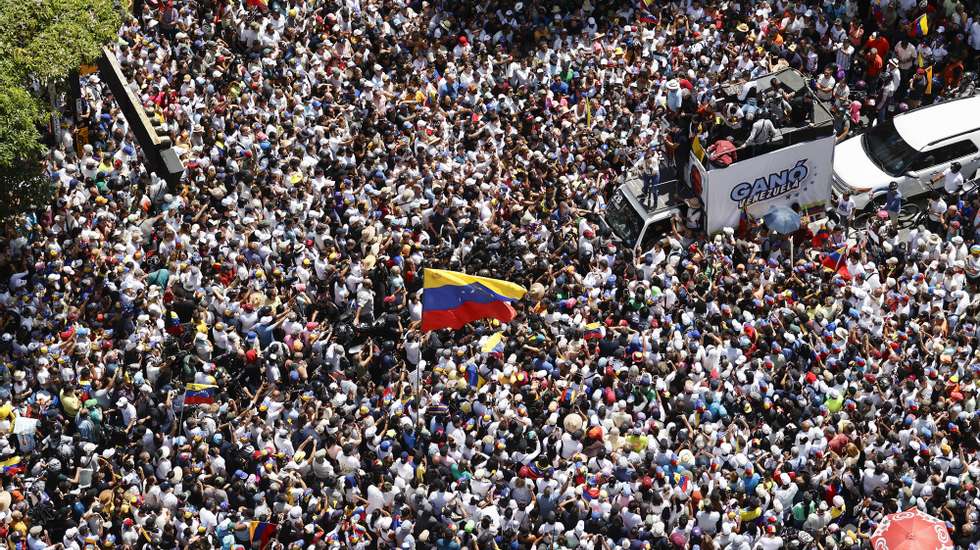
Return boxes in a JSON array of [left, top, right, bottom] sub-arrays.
[[3, 0, 980, 548]]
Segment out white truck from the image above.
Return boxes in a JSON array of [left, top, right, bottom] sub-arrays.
[[605, 69, 836, 249], [832, 95, 980, 212]]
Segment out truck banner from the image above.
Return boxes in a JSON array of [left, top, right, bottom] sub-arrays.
[[700, 135, 835, 234]]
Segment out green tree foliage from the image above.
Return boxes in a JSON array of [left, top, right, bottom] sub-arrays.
[[0, 0, 121, 84], [0, 84, 45, 169], [0, 0, 121, 220], [0, 162, 52, 221]]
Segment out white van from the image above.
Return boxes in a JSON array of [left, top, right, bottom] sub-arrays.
[[832, 95, 980, 211]]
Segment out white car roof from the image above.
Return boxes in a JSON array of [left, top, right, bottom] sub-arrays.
[[892, 96, 980, 151]]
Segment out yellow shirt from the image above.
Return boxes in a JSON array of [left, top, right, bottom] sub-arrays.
[[61, 390, 82, 417]]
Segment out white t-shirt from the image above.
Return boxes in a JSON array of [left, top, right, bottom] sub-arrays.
[[929, 196, 947, 221], [944, 168, 964, 194], [836, 196, 855, 219], [815, 74, 835, 101]]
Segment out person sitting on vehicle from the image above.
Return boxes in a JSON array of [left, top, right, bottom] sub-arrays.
[[706, 136, 737, 168]]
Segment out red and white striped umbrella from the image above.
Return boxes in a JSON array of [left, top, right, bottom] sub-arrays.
[[871, 508, 954, 550]]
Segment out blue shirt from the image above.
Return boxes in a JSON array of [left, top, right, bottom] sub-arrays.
[[885, 189, 903, 213]]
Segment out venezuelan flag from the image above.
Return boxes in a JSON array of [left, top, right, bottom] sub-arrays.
[[584, 322, 604, 340], [465, 364, 485, 388], [676, 474, 690, 492], [248, 521, 277, 549], [821, 246, 851, 280], [561, 387, 577, 404], [184, 383, 217, 406], [0, 457, 23, 476], [912, 13, 928, 37], [481, 331, 505, 353], [811, 227, 831, 248], [422, 269, 526, 332]]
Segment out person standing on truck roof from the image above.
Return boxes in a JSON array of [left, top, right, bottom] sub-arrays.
[[762, 78, 792, 126], [743, 112, 777, 147], [640, 148, 662, 208]]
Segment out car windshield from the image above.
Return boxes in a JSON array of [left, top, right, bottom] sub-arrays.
[[605, 189, 645, 246], [861, 120, 919, 176]]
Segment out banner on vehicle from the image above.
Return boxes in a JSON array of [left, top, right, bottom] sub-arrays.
[[699, 135, 835, 234]]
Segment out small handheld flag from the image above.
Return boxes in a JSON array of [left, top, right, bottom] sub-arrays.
[[0, 457, 24, 476], [674, 473, 691, 492], [584, 322, 604, 340], [248, 521, 278, 549], [465, 363, 486, 389], [821, 246, 851, 280], [912, 13, 928, 37]]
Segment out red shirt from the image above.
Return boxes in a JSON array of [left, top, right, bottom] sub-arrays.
[[829, 433, 850, 454], [708, 139, 737, 166], [865, 36, 890, 57], [866, 53, 884, 78]]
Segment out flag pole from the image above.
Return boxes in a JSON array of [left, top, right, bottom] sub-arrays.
[[177, 392, 187, 437], [414, 359, 423, 442]]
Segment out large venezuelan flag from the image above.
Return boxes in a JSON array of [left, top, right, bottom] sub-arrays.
[[184, 383, 217, 405], [422, 269, 527, 331]]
